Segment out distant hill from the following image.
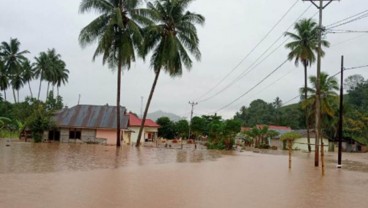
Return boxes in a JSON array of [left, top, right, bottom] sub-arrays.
[[147, 110, 185, 122]]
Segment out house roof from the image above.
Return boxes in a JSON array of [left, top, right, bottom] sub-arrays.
[[256, 125, 292, 131], [294, 129, 330, 140], [54, 105, 129, 129], [128, 113, 160, 128]]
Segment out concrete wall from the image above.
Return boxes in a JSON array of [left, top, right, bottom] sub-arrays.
[[81, 129, 96, 142], [122, 131, 131, 144], [293, 137, 329, 152], [60, 129, 69, 142], [130, 127, 145, 144], [96, 129, 117, 145], [129, 127, 158, 144]]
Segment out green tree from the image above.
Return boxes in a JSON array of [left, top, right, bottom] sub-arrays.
[[190, 116, 207, 138], [223, 119, 241, 138], [344, 74, 365, 92], [244, 125, 279, 148], [280, 131, 302, 169], [79, 0, 148, 147], [136, 0, 205, 146], [244, 99, 275, 127], [44, 49, 67, 98], [0, 38, 29, 103], [301, 72, 339, 125], [21, 59, 35, 98], [34, 51, 49, 100], [156, 117, 175, 139], [273, 97, 282, 124], [347, 79, 368, 111], [285, 18, 330, 152], [174, 119, 189, 138], [0, 60, 8, 101]]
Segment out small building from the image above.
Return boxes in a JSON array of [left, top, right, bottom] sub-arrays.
[[335, 137, 368, 153], [293, 130, 329, 152], [260, 125, 292, 149], [45, 105, 130, 145], [127, 113, 159, 144]]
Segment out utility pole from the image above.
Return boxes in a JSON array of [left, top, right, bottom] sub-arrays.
[[303, 0, 339, 170], [337, 55, 344, 168], [184, 101, 198, 149], [78, 94, 81, 105]]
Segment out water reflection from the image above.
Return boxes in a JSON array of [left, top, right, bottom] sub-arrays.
[[0, 142, 222, 174]]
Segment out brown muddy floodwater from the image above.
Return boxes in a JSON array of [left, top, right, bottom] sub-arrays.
[[1, 141, 368, 208]]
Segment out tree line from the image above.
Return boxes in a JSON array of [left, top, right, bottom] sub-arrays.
[[0, 38, 68, 141], [234, 73, 368, 145], [155, 115, 242, 150], [0, 38, 69, 103]]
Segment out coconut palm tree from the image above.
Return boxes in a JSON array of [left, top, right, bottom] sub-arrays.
[[54, 65, 69, 97], [285, 18, 329, 152], [45, 49, 67, 99], [79, 0, 149, 147], [34, 49, 66, 101], [301, 72, 339, 121], [135, 0, 205, 147], [34, 51, 49, 100], [0, 38, 29, 103], [0, 60, 8, 101], [301, 72, 338, 174], [10, 67, 24, 102], [21, 59, 35, 98]]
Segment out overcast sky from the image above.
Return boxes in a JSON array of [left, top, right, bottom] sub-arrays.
[[1, 0, 367, 119]]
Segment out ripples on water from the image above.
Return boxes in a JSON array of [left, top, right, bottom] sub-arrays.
[[0, 141, 225, 173]]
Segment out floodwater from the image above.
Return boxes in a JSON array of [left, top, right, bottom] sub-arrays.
[[1, 141, 368, 208]]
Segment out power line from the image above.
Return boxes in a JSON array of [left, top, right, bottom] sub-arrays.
[[215, 59, 289, 113], [194, 0, 300, 101], [326, 9, 368, 28], [327, 13, 368, 29], [327, 29, 368, 34], [283, 95, 300, 106], [345, 64, 368, 70], [247, 68, 295, 100], [197, 5, 313, 103]]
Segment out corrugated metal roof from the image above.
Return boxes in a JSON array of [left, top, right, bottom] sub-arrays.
[[54, 105, 129, 129]]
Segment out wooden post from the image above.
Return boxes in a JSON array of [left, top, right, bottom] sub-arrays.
[[288, 140, 292, 169]]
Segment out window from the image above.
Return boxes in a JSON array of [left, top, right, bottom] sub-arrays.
[[69, 129, 81, 139]]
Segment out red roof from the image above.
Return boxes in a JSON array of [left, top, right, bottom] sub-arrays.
[[128, 113, 160, 128]]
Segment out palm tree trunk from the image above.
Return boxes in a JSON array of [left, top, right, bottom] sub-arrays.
[[38, 78, 42, 100], [12, 88, 16, 103], [3, 90, 6, 101], [57, 86, 59, 97], [17, 90, 19, 103], [288, 140, 292, 169], [116, 63, 122, 147], [136, 69, 161, 147], [321, 137, 325, 175], [28, 81, 33, 98], [46, 82, 50, 100], [304, 63, 311, 152]]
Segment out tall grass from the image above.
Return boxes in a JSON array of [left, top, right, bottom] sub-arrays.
[[0, 130, 19, 139]]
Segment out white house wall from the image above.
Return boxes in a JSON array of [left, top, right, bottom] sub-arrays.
[[293, 138, 329, 152]]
